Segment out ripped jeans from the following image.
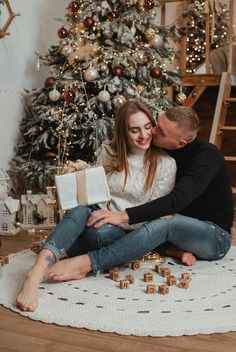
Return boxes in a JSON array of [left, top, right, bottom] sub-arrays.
[[41, 205, 126, 260], [88, 214, 232, 273]]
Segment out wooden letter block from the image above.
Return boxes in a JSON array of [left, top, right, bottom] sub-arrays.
[[119, 280, 130, 289], [146, 284, 157, 294], [108, 267, 119, 274], [155, 264, 163, 273], [181, 272, 191, 281], [125, 274, 134, 284], [143, 272, 153, 282], [160, 267, 171, 278], [131, 261, 141, 270], [158, 284, 169, 295], [166, 275, 177, 286], [178, 279, 189, 289], [109, 270, 120, 281]]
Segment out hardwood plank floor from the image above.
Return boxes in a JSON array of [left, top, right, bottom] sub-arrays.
[[0, 225, 236, 352]]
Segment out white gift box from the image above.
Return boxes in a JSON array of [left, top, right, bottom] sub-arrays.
[[55, 166, 111, 210]]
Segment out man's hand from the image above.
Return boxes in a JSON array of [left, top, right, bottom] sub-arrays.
[[86, 209, 129, 228]]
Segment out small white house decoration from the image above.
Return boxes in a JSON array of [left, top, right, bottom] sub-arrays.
[[21, 187, 56, 229], [0, 167, 20, 236]]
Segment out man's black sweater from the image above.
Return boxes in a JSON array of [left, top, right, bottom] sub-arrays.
[[126, 139, 234, 233]]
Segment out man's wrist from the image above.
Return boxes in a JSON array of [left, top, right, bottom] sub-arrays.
[[121, 211, 129, 224]]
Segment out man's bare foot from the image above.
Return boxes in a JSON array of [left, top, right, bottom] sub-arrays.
[[181, 252, 196, 266], [160, 243, 197, 266], [48, 255, 92, 281], [16, 249, 55, 312]]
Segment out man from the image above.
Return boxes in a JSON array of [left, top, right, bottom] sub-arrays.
[[48, 106, 234, 281]]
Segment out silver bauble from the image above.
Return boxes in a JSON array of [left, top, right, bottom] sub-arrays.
[[97, 90, 110, 103], [84, 67, 98, 82], [112, 95, 127, 108], [49, 88, 61, 101], [62, 45, 73, 57], [149, 34, 163, 48]]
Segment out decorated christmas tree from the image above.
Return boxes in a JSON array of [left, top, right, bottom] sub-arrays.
[[183, 0, 228, 73], [9, 0, 182, 192]]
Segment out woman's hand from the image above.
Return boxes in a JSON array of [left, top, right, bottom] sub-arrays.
[[86, 209, 129, 228]]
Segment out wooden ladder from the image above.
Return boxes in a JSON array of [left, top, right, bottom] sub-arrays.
[[209, 0, 235, 194], [209, 72, 236, 194]]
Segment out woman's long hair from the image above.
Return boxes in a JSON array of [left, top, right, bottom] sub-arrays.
[[104, 100, 161, 192]]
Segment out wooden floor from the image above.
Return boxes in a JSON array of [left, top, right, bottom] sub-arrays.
[[0, 226, 236, 352]]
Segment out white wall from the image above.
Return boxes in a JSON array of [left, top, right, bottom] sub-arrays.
[[0, 0, 67, 170]]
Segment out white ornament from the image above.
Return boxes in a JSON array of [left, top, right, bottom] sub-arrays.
[[97, 90, 110, 103], [112, 95, 127, 108], [62, 45, 73, 57], [49, 88, 61, 101], [126, 87, 136, 96], [149, 34, 163, 48], [84, 68, 98, 82], [100, 64, 108, 72]]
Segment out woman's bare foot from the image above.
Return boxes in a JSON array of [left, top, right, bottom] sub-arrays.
[[16, 249, 55, 312], [48, 255, 92, 281], [181, 252, 196, 266]]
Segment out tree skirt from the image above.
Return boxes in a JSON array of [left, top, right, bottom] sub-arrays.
[[1, 248, 236, 337]]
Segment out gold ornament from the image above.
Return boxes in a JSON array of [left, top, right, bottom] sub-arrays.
[[143, 251, 161, 261], [145, 27, 155, 41], [176, 91, 187, 105], [137, 85, 145, 93]]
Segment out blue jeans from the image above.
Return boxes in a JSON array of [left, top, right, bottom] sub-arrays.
[[41, 205, 126, 260], [88, 214, 232, 273]]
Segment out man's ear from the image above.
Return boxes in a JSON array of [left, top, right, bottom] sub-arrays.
[[177, 139, 188, 148]]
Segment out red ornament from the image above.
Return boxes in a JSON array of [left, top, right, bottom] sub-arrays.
[[150, 67, 162, 78], [63, 89, 76, 102], [35, 126, 43, 133], [68, 1, 80, 13], [107, 11, 119, 21], [57, 27, 69, 39], [144, 0, 155, 11], [44, 76, 55, 88], [112, 66, 124, 77], [84, 17, 94, 28]]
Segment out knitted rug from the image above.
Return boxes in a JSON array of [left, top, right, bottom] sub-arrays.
[[1, 248, 236, 337]]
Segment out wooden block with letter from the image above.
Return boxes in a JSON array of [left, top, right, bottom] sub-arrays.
[[146, 284, 157, 294], [119, 280, 130, 289], [181, 272, 191, 281], [125, 274, 134, 284], [144, 272, 153, 282], [160, 267, 171, 278], [158, 284, 169, 295], [109, 270, 120, 281], [166, 275, 177, 286], [131, 260, 141, 270], [178, 278, 190, 289]]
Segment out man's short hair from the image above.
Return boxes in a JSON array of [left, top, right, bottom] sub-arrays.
[[165, 106, 199, 133]]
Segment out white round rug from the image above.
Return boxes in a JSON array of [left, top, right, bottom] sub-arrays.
[[0, 248, 236, 337]]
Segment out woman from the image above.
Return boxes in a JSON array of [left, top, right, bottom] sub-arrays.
[[16, 100, 176, 312]]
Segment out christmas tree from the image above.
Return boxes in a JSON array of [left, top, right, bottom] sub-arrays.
[[9, 0, 182, 192], [183, 0, 228, 73]]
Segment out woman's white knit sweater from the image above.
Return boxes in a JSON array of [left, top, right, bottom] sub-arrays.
[[98, 145, 176, 230]]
